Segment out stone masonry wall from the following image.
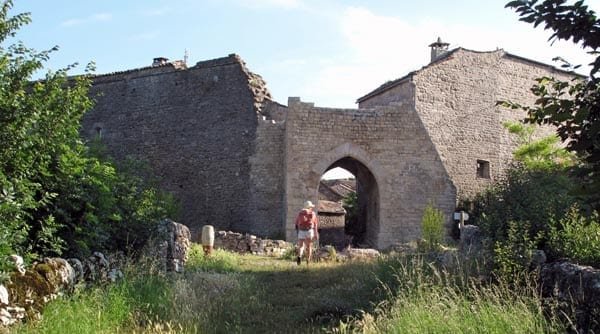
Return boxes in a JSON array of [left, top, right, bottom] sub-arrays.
[[82, 55, 273, 238], [248, 116, 286, 238], [412, 49, 574, 199], [358, 79, 415, 109], [285, 98, 456, 249]]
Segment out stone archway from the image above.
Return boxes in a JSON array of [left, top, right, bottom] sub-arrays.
[[311, 142, 383, 248], [319, 157, 379, 247]]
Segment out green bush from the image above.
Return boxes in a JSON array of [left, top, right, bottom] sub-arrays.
[[186, 245, 240, 273], [548, 206, 600, 267], [467, 166, 579, 275], [493, 220, 537, 278], [0, 1, 178, 268], [420, 202, 445, 252]]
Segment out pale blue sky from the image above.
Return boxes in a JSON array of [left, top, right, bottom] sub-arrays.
[[12, 0, 599, 110]]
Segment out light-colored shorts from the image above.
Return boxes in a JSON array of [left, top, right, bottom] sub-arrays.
[[297, 229, 314, 241]]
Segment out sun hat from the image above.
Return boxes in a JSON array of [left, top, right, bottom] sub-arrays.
[[303, 200, 315, 209]]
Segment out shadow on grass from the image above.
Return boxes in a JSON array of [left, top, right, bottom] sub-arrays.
[[184, 256, 386, 334]]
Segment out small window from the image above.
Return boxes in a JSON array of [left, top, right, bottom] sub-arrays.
[[477, 160, 490, 179], [95, 126, 103, 138]]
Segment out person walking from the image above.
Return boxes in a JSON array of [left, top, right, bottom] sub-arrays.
[[295, 200, 319, 265]]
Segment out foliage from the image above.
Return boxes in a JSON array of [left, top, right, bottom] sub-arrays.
[[342, 191, 362, 240], [503, 121, 574, 170], [548, 205, 600, 266], [420, 202, 445, 251], [468, 166, 579, 274], [493, 220, 538, 278], [0, 0, 178, 270], [185, 244, 240, 273], [339, 255, 564, 334], [504, 0, 600, 208], [15, 262, 173, 334]]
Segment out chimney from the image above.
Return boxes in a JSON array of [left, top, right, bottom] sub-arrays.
[[429, 37, 450, 62], [152, 57, 169, 67]]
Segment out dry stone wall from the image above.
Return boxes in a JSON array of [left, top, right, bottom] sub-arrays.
[[214, 231, 291, 256]]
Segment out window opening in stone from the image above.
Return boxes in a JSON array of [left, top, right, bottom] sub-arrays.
[[476, 160, 490, 179], [95, 126, 102, 138]]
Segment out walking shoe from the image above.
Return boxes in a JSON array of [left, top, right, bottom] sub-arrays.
[[296, 256, 301, 265]]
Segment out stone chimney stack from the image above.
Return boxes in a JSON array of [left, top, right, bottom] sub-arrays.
[[152, 57, 169, 67], [429, 37, 450, 62]]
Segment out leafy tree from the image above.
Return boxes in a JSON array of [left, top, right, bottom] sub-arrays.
[[0, 0, 177, 271], [504, 0, 600, 208], [503, 121, 574, 170]]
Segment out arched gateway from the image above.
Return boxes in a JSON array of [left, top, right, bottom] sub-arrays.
[[284, 98, 456, 249]]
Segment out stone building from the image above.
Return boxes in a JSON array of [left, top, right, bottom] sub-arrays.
[[81, 41, 574, 249]]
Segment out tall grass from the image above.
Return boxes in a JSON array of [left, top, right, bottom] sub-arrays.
[[185, 244, 241, 273], [14, 259, 173, 334], [13, 247, 565, 333], [338, 255, 565, 334]]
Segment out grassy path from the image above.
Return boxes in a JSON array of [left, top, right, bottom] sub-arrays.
[[190, 253, 384, 333], [14, 248, 566, 333]]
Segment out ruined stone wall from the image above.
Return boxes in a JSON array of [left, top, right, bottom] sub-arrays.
[[82, 55, 277, 238], [412, 49, 573, 199], [284, 98, 456, 249]]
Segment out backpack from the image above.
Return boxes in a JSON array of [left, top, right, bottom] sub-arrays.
[[297, 210, 314, 230]]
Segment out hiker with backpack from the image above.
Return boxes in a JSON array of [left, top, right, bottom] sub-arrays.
[[295, 200, 319, 265]]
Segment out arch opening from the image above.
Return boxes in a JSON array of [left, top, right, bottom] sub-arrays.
[[317, 157, 379, 249]]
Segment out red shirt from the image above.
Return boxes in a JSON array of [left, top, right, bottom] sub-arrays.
[[295, 209, 318, 230]]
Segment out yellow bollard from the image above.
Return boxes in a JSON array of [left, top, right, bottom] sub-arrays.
[[201, 225, 215, 256]]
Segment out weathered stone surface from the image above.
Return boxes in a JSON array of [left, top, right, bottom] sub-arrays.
[[8, 255, 25, 275], [530, 249, 547, 269], [0, 286, 7, 305], [386, 242, 419, 255], [214, 230, 291, 256], [145, 219, 192, 273], [340, 248, 380, 260], [82, 55, 283, 240], [37, 258, 76, 294], [67, 258, 84, 284], [1, 252, 122, 328], [0, 307, 11, 326], [539, 262, 600, 332], [459, 225, 483, 255], [82, 48, 574, 249]]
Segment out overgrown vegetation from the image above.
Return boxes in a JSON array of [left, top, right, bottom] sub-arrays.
[[15, 249, 566, 334], [0, 0, 177, 275], [467, 0, 600, 277], [548, 205, 600, 267], [468, 166, 578, 276], [504, 0, 600, 209], [419, 202, 445, 252], [338, 256, 564, 334], [16, 239, 561, 334], [466, 122, 579, 275]]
